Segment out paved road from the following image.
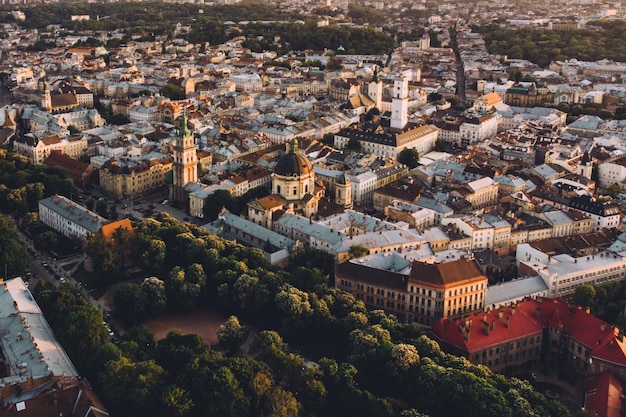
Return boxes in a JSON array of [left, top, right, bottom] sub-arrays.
[[16, 228, 112, 322]]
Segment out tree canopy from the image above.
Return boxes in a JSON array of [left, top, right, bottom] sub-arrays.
[[477, 22, 626, 68], [28, 211, 576, 417], [398, 148, 420, 169]]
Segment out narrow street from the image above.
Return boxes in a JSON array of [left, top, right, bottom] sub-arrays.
[[16, 227, 108, 316], [449, 23, 466, 103]]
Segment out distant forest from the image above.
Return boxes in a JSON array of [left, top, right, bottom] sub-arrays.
[[0, 3, 395, 55], [477, 20, 626, 68]]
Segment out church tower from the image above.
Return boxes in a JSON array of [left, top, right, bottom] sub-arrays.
[[335, 172, 353, 209], [577, 150, 593, 179], [390, 76, 409, 130], [170, 111, 198, 208], [368, 69, 383, 111], [41, 78, 52, 113]]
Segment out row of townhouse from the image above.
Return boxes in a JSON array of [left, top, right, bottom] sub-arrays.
[[13, 133, 89, 164]]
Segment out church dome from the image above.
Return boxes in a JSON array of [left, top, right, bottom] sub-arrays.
[[274, 139, 312, 177]]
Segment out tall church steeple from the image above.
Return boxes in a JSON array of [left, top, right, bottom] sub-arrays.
[[41, 78, 52, 113], [390, 75, 409, 130], [170, 110, 198, 208], [369, 69, 383, 111]]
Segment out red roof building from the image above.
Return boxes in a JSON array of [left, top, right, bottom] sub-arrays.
[[585, 371, 625, 417], [431, 298, 626, 378]]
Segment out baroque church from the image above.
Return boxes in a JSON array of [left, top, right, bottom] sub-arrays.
[[247, 138, 330, 228]]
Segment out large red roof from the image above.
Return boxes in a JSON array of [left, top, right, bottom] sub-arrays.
[[431, 301, 542, 353], [431, 298, 626, 366]]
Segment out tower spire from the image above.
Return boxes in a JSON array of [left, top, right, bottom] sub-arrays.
[[290, 137, 299, 154], [178, 110, 189, 139]]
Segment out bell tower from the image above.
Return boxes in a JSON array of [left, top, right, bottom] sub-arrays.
[[170, 111, 197, 208], [41, 78, 52, 113], [390, 76, 409, 130]]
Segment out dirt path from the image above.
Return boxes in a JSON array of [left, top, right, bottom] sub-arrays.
[[100, 284, 227, 344]]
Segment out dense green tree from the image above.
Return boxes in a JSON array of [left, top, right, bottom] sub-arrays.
[[33, 230, 58, 252], [217, 315, 245, 352], [162, 385, 194, 417], [141, 277, 167, 315], [206, 366, 251, 417], [85, 233, 120, 286], [203, 189, 235, 220], [58, 304, 108, 369], [398, 148, 420, 169], [99, 357, 165, 416], [114, 283, 148, 325], [138, 238, 167, 272], [0, 214, 29, 278], [573, 284, 596, 309]]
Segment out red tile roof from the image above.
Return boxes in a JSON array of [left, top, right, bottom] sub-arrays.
[[585, 371, 624, 417], [537, 299, 626, 366], [431, 302, 542, 353], [432, 298, 626, 365]]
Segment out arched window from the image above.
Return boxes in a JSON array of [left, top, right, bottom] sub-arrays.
[[276, 185, 281, 194], [293, 187, 297, 195]]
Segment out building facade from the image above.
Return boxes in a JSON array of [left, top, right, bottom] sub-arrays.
[[38, 194, 106, 240], [336, 257, 488, 326], [170, 113, 198, 207]]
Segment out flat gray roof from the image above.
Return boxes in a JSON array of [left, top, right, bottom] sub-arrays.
[[0, 278, 78, 391], [38, 194, 106, 234], [485, 275, 548, 307]]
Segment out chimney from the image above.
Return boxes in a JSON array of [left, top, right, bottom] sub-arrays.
[[498, 310, 504, 319], [483, 321, 490, 335], [506, 316, 510, 328], [601, 322, 606, 332], [511, 306, 516, 315], [491, 319, 494, 331]]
